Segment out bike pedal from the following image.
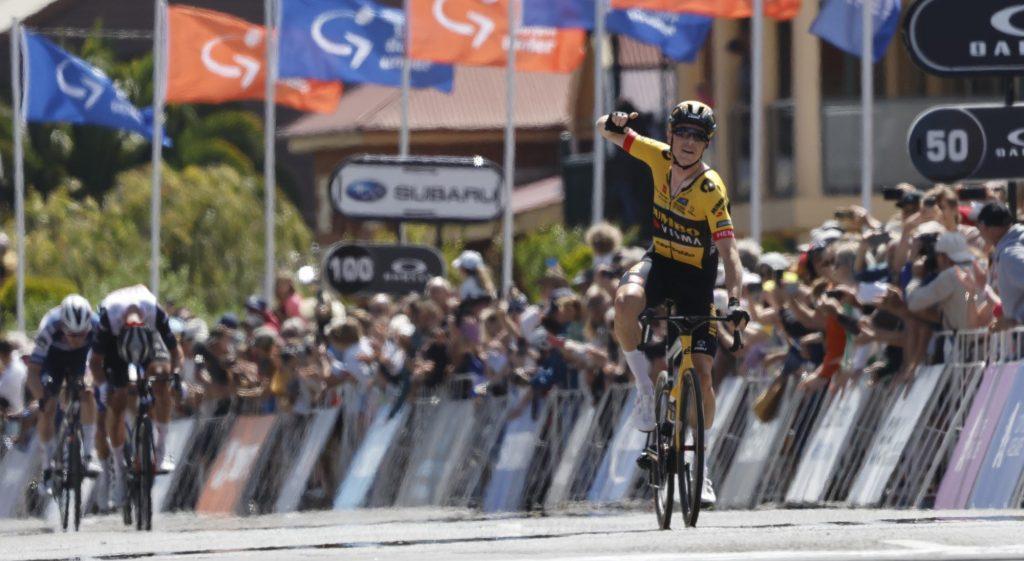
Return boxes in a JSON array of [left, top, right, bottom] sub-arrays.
[[636, 449, 656, 470]]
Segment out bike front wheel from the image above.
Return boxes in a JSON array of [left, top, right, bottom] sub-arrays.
[[676, 370, 705, 528], [653, 371, 675, 530]]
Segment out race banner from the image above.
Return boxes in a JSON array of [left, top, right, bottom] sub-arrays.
[[409, 0, 586, 73], [279, 0, 454, 92], [22, 31, 164, 142], [483, 407, 540, 512], [606, 9, 711, 62], [610, 0, 800, 20], [811, 0, 900, 63], [167, 5, 342, 113]]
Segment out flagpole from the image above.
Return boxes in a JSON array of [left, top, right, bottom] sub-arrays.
[[591, 0, 606, 225], [399, 0, 412, 244], [750, 0, 764, 244], [264, 0, 279, 303], [501, 0, 518, 295], [150, 0, 166, 298], [10, 19, 26, 332], [861, 0, 873, 212]]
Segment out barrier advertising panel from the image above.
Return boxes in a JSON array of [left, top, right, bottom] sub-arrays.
[[196, 415, 277, 514], [152, 419, 196, 512], [707, 376, 744, 453], [787, 378, 870, 505], [483, 408, 540, 512], [334, 406, 409, 510], [275, 407, 343, 513], [969, 362, 1024, 508], [0, 436, 39, 518], [848, 365, 945, 506], [396, 400, 475, 507], [935, 364, 1018, 509], [718, 384, 795, 509], [588, 389, 647, 503], [545, 402, 598, 508]]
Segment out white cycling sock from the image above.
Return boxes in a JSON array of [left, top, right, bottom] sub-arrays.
[[111, 445, 125, 477], [155, 422, 169, 464], [38, 439, 57, 467], [624, 349, 653, 395], [81, 424, 96, 459]]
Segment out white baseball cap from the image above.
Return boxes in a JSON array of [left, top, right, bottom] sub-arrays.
[[453, 250, 484, 271], [935, 231, 973, 264]]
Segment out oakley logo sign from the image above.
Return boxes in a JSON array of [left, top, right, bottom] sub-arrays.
[[995, 127, 1024, 159], [312, 10, 374, 69], [391, 259, 428, 275], [56, 60, 104, 109], [201, 32, 262, 88], [991, 5, 1024, 37], [1008, 128, 1024, 148], [345, 180, 387, 202], [432, 0, 495, 48]]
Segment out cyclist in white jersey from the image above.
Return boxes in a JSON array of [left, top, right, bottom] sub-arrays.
[[88, 285, 181, 504], [26, 295, 101, 484]]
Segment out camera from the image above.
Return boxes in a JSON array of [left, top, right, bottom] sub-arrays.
[[882, 186, 904, 200], [957, 185, 989, 201]]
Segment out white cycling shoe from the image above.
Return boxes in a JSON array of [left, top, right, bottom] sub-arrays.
[[701, 473, 717, 508], [632, 390, 657, 432]]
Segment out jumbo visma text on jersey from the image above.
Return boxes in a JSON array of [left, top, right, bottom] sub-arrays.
[[623, 131, 735, 270]]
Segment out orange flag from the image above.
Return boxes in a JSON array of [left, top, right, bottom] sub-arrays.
[[409, 0, 586, 73], [166, 5, 342, 113], [610, 0, 800, 20]]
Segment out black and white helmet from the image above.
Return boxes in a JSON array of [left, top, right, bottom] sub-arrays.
[[118, 322, 153, 366], [60, 294, 93, 333], [669, 100, 717, 139]]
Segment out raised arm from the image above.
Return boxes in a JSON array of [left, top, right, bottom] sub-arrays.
[[595, 111, 638, 149]]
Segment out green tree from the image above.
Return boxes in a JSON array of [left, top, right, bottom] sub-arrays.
[[6, 164, 310, 328]]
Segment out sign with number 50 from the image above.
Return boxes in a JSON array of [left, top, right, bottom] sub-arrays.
[[907, 104, 1024, 182]]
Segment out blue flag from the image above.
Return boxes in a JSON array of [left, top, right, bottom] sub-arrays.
[[279, 0, 454, 93], [606, 9, 711, 62], [811, 0, 900, 63], [22, 31, 165, 143], [523, 0, 595, 29]]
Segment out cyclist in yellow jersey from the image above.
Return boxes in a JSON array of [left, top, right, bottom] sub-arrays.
[[597, 101, 750, 502]]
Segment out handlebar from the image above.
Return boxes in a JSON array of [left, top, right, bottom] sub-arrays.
[[639, 310, 745, 353]]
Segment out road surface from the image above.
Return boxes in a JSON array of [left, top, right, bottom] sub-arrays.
[[3, 507, 1024, 560]]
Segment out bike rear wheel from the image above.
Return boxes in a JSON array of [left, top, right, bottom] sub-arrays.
[[653, 371, 675, 530], [676, 370, 705, 528], [122, 436, 133, 527]]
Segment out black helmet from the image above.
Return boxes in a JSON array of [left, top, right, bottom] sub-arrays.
[[669, 100, 717, 140], [118, 322, 153, 366]]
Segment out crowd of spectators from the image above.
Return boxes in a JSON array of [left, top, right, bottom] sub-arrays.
[[2, 181, 1024, 438]]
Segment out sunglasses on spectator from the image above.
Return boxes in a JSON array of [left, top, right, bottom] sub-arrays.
[[671, 127, 709, 142]]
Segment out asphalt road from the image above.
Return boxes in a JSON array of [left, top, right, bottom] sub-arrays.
[[3, 507, 1024, 561]]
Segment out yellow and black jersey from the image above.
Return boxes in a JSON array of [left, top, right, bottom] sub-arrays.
[[622, 131, 735, 271]]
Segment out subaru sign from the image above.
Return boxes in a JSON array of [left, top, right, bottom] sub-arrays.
[[328, 155, 504, 222], [323, 243, 445, 296], [908, 104, 1024, 181], [905, 0, 1024, 75]]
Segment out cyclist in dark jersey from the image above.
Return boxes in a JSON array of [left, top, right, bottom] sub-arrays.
[[597, 101, 750, 502]]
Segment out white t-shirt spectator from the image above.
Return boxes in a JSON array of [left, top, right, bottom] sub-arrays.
[[0, 352, 28, 414], [330, 337, 374, 388]]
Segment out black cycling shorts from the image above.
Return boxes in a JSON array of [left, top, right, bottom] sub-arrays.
[[621, 253, 719, 357], [41, 346, 90, 397]]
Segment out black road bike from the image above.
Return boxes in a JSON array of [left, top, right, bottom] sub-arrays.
[[638, 305, 740, 529], [54, 375, 87, 532], [122, 366, 174, 531]]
